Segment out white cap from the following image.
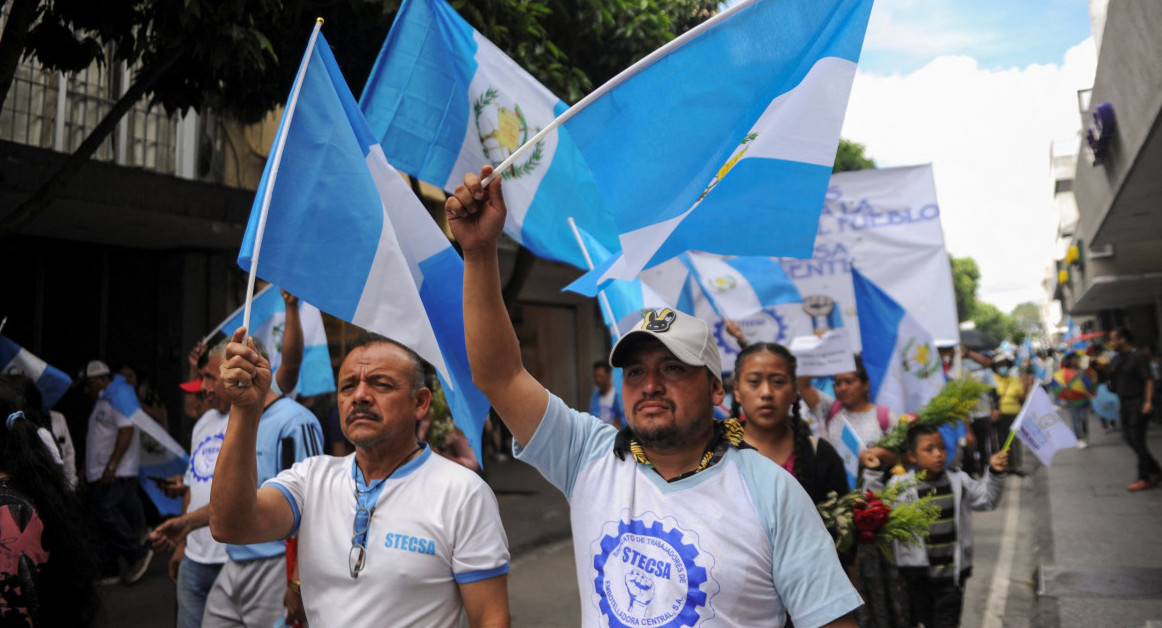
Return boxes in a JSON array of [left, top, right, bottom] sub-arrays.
[[609, 309, 722, 381], [84, 360, 111, 379]]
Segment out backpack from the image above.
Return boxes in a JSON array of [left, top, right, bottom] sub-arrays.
[[827, 400, 890, 434]]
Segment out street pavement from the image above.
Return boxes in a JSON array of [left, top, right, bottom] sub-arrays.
[[97, 426, 1162, 627]]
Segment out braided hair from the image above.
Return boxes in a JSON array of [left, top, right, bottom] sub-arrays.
[[732, 343, 817, 492]]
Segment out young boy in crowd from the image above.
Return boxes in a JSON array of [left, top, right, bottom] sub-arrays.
[[863, 424, 1009, 628]]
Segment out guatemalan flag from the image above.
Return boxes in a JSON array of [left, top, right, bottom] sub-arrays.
[[104, 375, 188, 516], [834, 415, 863, 490], [852, 266, 944, 415], [567, 0, 873, 281], [360, 0, 619, 270], [681, 252, 802, 320], [0, 336, 72, 409], [237, 24, 491, 463], [204, 285, 335, 397]]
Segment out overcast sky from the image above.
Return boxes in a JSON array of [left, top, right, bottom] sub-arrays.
[[839, 0, 1097, 314]]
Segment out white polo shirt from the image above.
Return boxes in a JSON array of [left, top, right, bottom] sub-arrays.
[[268, 446, 509, 627]]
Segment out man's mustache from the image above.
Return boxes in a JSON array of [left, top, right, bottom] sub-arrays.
[[633, 398, 675, 413], [346, 409, 383, 425]]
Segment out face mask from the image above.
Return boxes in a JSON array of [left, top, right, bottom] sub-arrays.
[[996, 366, 1010, 376]]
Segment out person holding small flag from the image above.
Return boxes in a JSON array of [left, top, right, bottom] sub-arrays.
[[863, 424, 1008, 628], [797, 356, 899, 467]]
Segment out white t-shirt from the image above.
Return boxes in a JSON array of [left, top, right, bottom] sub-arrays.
[[267, 446, 510, 627], [515, 394, 862, 628], [85, 398, 140, 482], [810, 392, 897, 449], [185, 408, 228, 565]]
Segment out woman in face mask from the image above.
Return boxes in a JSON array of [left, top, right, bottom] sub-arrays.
[[990, 353, 1025, 475]]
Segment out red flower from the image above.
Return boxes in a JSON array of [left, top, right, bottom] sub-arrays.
[[852, 490, 892, 541]]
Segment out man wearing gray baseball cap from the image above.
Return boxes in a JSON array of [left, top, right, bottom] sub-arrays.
[[448, 166, 861, 628]]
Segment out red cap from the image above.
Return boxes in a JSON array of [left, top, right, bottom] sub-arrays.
[[179, 379, 201, 393]]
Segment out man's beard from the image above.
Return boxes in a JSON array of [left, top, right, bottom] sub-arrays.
[[628, 398, 706, 451]]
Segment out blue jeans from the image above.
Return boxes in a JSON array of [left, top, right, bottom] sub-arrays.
[[1067, 405, 1089, 439], [176, 557, 223, 628]]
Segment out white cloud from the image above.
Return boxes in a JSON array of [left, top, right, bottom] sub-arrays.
[[840, 38, 1097, 314], [863, 2, 986, 58]]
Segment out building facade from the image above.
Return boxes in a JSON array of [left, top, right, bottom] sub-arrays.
[[1053, 1, 1162, 351]]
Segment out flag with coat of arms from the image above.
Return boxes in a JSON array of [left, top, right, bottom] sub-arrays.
[[359, 0, 619, 270], [236, 24, 491, 464], [851, 266, 944, 415]]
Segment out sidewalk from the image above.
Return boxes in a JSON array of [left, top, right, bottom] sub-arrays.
[[1039, 423, 1162, 626]]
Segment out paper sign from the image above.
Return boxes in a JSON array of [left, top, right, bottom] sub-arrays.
[[789, 328, 856, 377]]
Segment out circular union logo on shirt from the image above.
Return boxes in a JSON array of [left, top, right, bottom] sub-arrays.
[[591, 511, 718, 628], [190, 432, 224, 483]]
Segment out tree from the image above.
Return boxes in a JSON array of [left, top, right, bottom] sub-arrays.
[[971, 302, 1017, 343], [0, 0, 396, 238], [1010, 301, 1042, 339], [833, 138, 876, 173], [950, 255, 981, 322]]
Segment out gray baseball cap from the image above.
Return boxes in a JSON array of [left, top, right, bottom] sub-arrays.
[[609, 308, 722, 381]]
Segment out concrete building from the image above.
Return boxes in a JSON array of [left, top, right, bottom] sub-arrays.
[[1052, 1, 1162, 350], [0, 23, 606, 447]]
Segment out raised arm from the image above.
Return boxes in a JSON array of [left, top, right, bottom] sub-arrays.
[[446, 166, 548, 447], [796, 376, 820, 410], [209, 327, 296, 545], [275, 290, 303, 395]]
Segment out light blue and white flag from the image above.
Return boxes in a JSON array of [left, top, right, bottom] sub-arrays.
[[682, 252, 802, 320], [852, 267, 944, 415], [104, 375, 187, 516], [206, 285, 334, 397], [237, 26, 490, 463], [360, 0, 618, 269], [553, 0, 873, 280], [835, 415, 862, 490], [0, 336, 72, 409], [1011, 386, 1078, 467]]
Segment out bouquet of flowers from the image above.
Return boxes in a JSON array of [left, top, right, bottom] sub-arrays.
[[874, 377, 991, 453], [816, 476, 940, 559]]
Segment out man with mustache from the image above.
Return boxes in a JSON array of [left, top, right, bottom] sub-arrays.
[[447, 166, 861, 628], [210, 329, 511, 627]]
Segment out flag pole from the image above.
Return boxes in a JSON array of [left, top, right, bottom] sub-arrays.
[[480, 0, 759, 186], [567, 218, 620, 341], [241, 18, 325, 336]]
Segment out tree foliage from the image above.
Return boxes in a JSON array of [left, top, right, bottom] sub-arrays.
[[454, 0, 717, 104], [971, 302, 1018, 344], [833, 138, 876, 173], [950, 255, 980, 322]]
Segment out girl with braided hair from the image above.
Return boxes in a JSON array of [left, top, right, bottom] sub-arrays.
[[732, 343, 849, 504], [0, 376, 100, 626]]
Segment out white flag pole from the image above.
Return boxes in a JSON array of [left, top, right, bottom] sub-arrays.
[[241, 19, 325, 335], [480, 0, 759, 186], [567, 218, 621, 342]]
